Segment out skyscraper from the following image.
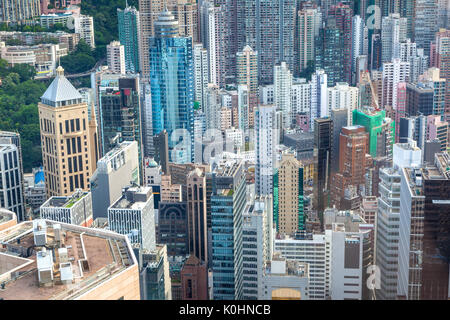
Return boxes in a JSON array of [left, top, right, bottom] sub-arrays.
[[193, 43, 209, 110], [296, 8, 322, 76], [118, 5, 141, 73], [38, 66, 98, 198], [255, 105, 277, 196], [274, 152, 304, 235], [314, 117, 333, 220], [106, 41, 126, 74], [274, 61, 293, 128], [0, 131, 26, 221], [413, 0, 438, 57], [381, 13, 407, 63], [236, 45, 258, 128], [150, 10, 194, 164]]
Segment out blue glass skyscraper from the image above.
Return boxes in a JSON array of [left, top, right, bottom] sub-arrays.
[[117, 5, 140, 73], [149, 10, 194, 163]]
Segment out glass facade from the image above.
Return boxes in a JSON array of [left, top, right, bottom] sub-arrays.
[[150, 35, 194, 163], [118, 6, 141, 73]]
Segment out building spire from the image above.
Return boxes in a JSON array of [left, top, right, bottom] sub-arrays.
[[56, 65, 64, 77]]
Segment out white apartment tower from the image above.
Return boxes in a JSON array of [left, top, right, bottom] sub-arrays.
[[193, 43, 209, 110], [255, 105, 277, 196], [274, 62, 293, 128], [327, 82, 359, 126], [107, 41, 126, 74]]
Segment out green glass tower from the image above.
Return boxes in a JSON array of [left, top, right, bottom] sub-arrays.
[[118, 6, 140, 73], [352, 109, 395, 159]]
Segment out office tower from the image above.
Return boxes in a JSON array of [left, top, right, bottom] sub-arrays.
[[0, 131, 26, 221], [324, 209, 374, 300], [99, 75, 142, 160], [327, 3, 353, 84], [241, 196, 273, 300], [74, 15, 95, 48], [382, 58, 410, 110], [330, 108, 348, 174], [255, 105, 277, 196], [236, 45, 258, 128], [330, 126, 369, 209], [310, 69, 328, 127], [314, 118, 333, 218], [296, 8, 322, 75], [260, 255, 310, 300], [327, 82, 359, 126], [274, 152, 304, 235], [0, 0, 41, 23], [0, 219, 141, 300], [376, 141, 422, 300], [135, 244, 172, 300], [352, 15, 368, 85], [236, 84, 249, 132], [186, 168, 208, 265], [424, 139, 442, 163], [193, 43, 209, 110], [38, 66, 97, 198], [0, 143, 25, 222], [150, 10, 194, 164], [211, 161, 246, 300], [427, 115, 449, 152], [405, 82, 434, 116], [107, 41, 126, 74], [118, 5, 141, 73], [90, 141, 140, 220], [274, 61, 293, 128], [370, 33, 382, 70], [153, 130, 169, 174], [180, 254, 208, 300], [413, 0, 438, 57], [158, 201, 188, 256], [353, 109, 395, 160], [138, 0, 199, 79], [381, 13, 407, 63], [108, 185, 155, 251], [398, 153, 450, 300], [315, 18, 344, 87], [40, 190, 93, 227]]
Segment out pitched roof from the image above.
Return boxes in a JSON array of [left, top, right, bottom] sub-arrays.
[[41, 66, 82, 104]]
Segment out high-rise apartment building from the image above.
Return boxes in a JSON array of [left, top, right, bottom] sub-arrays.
[[236, 45, 258, 128], [382, 58, 410, 110], [193, 43, 209, 110], [255, 105, 277, 196], [327, 82, 359, 126], [0, 0, 41, 23], [413, 0, 438, 57], [274, 61, 293, 128], [118, 5, 141, 73], [106, 41, 126, 74], [296, 8, 322, 75], [74, 15, 95, 48], [381, 13, 407, 63], [310, 69, 328, 126], [38, 66, 98, 198]]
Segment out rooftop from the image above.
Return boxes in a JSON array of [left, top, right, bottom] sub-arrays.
[[41, 190, 88, 209], [41, 66, 83, 104], [0, 209, 16, 228], [0, 220, 137, 300]]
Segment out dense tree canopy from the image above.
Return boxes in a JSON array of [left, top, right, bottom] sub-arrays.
[[0, 59, 49, 172], [60, 39, 97, 74]]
